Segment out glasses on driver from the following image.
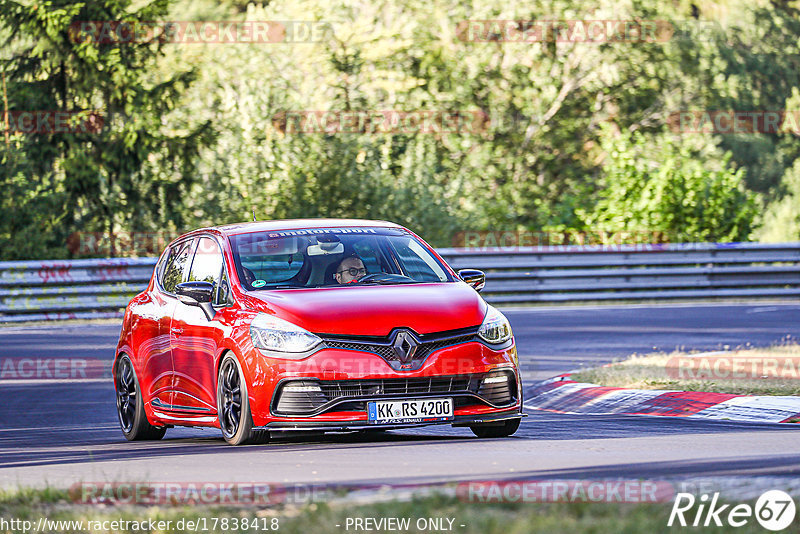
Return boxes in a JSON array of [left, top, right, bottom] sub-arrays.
[[338, 267, 367, 276]]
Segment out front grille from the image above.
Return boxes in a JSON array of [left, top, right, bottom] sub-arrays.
[[319, 375, 474, 398], [323, 340, 396, 360], [273, 371, 518, 416], [320, 327, 479, 371]]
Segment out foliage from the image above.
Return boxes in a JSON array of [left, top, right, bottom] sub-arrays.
[[753, 85, 800, 242], [585, 128, 758, 242], [1, 488, 788, 534], [0, 0, 211, 258], [2, 0, 800, 257], [756, 158, 800, 242]]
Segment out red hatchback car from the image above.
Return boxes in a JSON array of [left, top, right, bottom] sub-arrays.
[[114, 219, 523, 445]]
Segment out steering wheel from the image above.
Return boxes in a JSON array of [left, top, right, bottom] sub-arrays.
[[354, 273, 415, 284]]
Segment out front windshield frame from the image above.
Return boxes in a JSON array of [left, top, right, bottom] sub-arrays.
[[228, 227, 455, 290]]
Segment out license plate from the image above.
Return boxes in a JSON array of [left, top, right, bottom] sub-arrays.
[[367, 398, 454, 424]]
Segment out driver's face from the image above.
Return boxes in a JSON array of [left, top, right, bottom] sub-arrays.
[[335, 257, 366, 284]]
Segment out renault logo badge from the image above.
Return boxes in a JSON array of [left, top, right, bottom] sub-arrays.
[[392, 330, 419, 364]]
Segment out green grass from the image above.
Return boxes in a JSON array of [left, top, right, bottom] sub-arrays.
[[0, 489, 792, 533], [0, 487, 69, 506], [572, 344, 800, 396]]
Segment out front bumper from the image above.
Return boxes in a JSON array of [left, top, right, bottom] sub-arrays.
[[271, 369, 519, 416], [243, 339, 522, 428], [254, 408, 525, 432]]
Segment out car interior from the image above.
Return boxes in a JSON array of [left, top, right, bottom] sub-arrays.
[[236, 233, 396, 289]]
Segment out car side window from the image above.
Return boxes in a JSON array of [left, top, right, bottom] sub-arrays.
[[162, 240, 193, 293], [216, 269, 230, 306], [187, 237, 224, 293], [390, 238, 447, 282]]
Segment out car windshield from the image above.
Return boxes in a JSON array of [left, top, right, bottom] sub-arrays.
[[229, 227, 453, 290]]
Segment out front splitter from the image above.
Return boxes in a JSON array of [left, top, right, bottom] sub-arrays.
[[254, 409, 525, 433]]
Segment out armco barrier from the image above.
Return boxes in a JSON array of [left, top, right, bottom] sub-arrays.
[[0, 242, 798, 322], [0, 258, 157, 323], [439, 242, 800, 303]]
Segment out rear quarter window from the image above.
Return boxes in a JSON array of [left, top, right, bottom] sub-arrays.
[[161, 240, 193, 293]]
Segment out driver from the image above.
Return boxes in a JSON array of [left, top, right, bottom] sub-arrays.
[[335, 255, 367, 284]]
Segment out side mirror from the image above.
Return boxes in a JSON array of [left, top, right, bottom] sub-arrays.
[[176, 281, 216, 320], [458, 269, 486, 292]]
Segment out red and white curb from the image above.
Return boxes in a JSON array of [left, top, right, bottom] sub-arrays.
[[524, 365, 800, 424]]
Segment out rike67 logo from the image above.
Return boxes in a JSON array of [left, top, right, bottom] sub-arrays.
[[669, 490, 796, 531]]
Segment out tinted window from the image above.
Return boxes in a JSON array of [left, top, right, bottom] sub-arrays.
[[234, 234, 305, 286], [229, 227, 453, 289], [242, 252, 304, 283], [162, 240, 193, 293], [390, 238, 447, 282], [216, 269, 230, 306], [188, 237, 223, 286]]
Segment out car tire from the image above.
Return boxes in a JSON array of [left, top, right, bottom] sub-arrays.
[[217, 353, 269, 446], [469, 418, 521, 438], [115, 354, 167, 441]]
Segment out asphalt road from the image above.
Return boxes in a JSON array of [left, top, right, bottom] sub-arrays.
[[1, 302, 800, 490]]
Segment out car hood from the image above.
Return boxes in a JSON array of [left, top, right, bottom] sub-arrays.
[[244, 282, 487, 337]]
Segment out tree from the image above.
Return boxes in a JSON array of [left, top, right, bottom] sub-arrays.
[[756, 158, 800, 242], [584, 128, 757, 242], [0, 0, 211, 258]]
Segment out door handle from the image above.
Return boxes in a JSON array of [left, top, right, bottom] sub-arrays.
[[171, 326, 183, 336]]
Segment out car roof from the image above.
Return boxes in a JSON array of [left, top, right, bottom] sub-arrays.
[[213, 218, 404, 236]]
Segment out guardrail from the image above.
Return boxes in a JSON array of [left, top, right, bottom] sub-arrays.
[[439, 242, 800, 303], [0, 258, 157, 323], [1, 242, 798, 322]]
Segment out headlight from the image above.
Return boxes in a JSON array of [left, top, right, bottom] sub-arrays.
[[249, 313, 322, 358], [477, 306, 512, 344]]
